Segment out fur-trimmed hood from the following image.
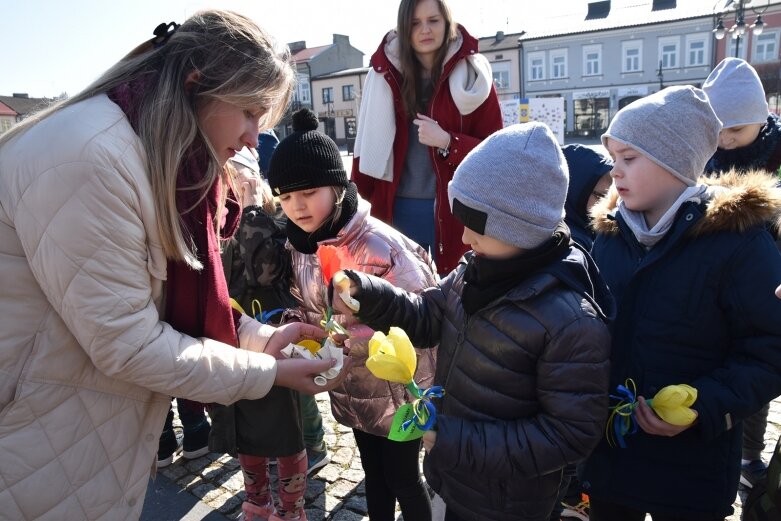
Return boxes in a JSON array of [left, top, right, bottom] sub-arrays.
[[591, 170, 781, 237]]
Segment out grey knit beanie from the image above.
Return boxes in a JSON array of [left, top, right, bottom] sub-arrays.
[[448, 122, 568, 249], [601, 86, 721, 186], [703, 58, 769, 129]]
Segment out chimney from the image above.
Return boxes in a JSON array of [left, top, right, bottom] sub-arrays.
[[495, 31, 505, 42], [333, 34, 350, 45], [288, 41, 306, 54], [652, 0, 676, 11], [585, 1, 610, 20], [12, 93, 29, 98]]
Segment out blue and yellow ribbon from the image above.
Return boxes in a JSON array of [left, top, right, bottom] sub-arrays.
[[606, 379, 639, 448], [401, 382, 445, 432]]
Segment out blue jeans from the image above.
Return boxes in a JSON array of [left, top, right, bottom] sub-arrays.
[[392, 197, 435, 255]]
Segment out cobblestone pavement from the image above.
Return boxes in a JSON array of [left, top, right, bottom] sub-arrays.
[[146, 394, 781, 520]]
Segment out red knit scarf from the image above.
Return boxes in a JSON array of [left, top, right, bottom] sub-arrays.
[[108, 79, 242, 347]]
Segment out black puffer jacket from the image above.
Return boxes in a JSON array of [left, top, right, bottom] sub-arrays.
[[346, 245, 612, 521]]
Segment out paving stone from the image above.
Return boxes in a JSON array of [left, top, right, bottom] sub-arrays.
[[330, 446, 354, 466], [330, 508, 368, 521], [343, 495, 367, 512], [328, 479, 359, 499], [216, 471, 245, 493], [304, 478, 326, 501], [317, 464, 344, 483], [184, 455, 212, 473], [215, 492, 243, 515], [159, 464, 188, 482], [340, 468, 364, 483], [190, 482, 222, 503]]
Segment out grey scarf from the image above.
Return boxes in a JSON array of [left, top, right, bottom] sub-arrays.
[[619, 185, 718, 248]]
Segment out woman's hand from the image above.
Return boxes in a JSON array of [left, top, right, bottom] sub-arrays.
[[274, 357, 353, 394], [422, 430, 437, 452], [635, 396, 695, 437], [264, 322, 327, 358], [413, 114, 450, 149]]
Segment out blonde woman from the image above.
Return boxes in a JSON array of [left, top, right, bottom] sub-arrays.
[[0, 10, 346, 520]]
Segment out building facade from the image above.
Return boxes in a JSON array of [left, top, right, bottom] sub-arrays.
[[713, 1, 781, 114], [520, 0, 716, 136], [281, 34, 364, 139], [311, 67, 368, 147]]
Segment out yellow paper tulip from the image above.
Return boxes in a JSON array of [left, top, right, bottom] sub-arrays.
[[297, 340, 322, 355], [649, 384, 698, 426], [366, 327, 417, 384]]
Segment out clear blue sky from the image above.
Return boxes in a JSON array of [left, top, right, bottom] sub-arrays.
[[3, 0, 717, 98]]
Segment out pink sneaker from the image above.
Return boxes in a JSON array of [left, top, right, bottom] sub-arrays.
[[240, 500, 275, 521]]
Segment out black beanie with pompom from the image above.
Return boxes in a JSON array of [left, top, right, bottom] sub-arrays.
[[267, 108, 348, 195]]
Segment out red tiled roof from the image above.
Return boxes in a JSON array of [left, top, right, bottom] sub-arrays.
[[0, 101, 16, 116], [292, 44, 331, 63]]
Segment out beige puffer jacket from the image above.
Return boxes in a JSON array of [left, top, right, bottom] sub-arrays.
[[0, 95, 281, 520], [289, 199, 438, 436]]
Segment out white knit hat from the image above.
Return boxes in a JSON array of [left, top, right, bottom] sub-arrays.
[[703, 58, 769, 129], [448, 122, 569, 249]]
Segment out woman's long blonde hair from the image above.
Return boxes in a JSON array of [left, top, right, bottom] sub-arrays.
[[0, 10, 294, 269], [396, 0, 457, 117]]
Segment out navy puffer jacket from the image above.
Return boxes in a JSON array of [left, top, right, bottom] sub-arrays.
[[583, 171, 781, 518]]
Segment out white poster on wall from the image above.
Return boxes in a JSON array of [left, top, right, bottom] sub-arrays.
[[500, 99, 520, 127], [528, 97, 565, 145]]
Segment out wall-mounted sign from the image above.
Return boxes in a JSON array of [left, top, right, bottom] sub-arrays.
[[617, 86, 648, 98], [572, 89, 611, 100]]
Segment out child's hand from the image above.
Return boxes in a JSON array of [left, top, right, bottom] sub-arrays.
[[775, 283, 781, 299], [636, 396, 696, 437], [413, 114, 450, 149], [264, 322, 326, 358], [274, 357, 353, 394], [329, 270, 359, 315], [422, 430, 437, 452]]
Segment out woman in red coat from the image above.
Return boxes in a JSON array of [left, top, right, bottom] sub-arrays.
[[352, 0, 503, 274]]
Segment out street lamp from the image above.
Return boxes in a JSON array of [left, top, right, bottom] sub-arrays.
[[657, 60, 665, 91], [713, 0, 770, 57]]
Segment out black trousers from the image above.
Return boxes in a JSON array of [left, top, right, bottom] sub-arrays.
[[353, 428, 431, 521], [589, 498, 724, 521], [743, 403, 770, 460]]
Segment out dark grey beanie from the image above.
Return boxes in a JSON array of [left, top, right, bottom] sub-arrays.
[[601, 86, 721, 186], [448, 122, 568, 249]]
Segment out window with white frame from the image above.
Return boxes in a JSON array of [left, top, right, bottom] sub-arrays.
[[550, 49, 568, 79], [686, 34, 708, 66], [583, 44, 602, 76], [728, 37, 748, 60], [622, 40, 642, 72], [659, 36, 680, 69], [298, 76, 310, 103], [491, 61, 511, 89], [528, 52, 545, 81], [322, 87, 333, 104], [342, 84, 355, 101], [754, 31, 780, 63]]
